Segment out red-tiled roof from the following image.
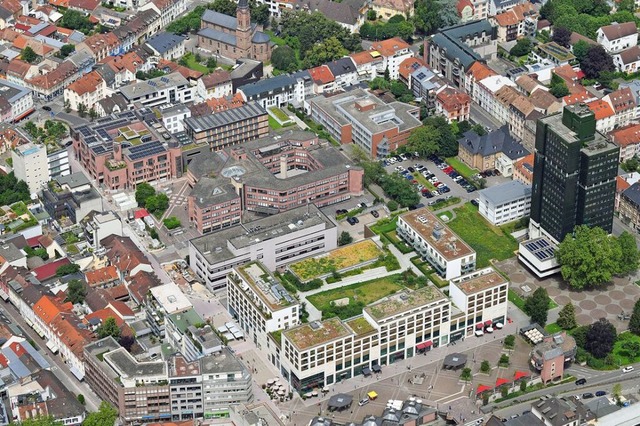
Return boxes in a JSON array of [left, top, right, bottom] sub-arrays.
[[32, 258, 71, 281], [85, 265, 119, 287], [26, 235, 43, 247], [617, 175, 632, 193], [108, 300, 135, 317], [587, 100, 615, 120], [610, 123, 640, 147], [398, 56, 426, 81], [65, 70, 104, 96], [308, 65, 334, 85], [134, 208, 150, 219], [369, 37, 410, 57]]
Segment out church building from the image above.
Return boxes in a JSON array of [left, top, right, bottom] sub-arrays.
[[197, 0, 272, 62]]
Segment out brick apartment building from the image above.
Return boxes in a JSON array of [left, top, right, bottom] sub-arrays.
[[185, 130, 364, 233], [71, 109, 183, 189], [308, 88, 421, 158]]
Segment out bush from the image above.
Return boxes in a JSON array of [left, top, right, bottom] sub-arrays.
[[504, 335, 515, 349], [387, 200, 398, 211], [498, 354, 510, 367], [163, 216, 181, 230], [480, 360, 491, 373]]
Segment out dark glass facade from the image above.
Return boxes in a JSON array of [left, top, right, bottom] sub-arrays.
[[530, 104, 619, 243]]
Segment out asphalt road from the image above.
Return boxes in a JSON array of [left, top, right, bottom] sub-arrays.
[[470, 102, 501, 132], [0, 301, 101, 412], [491, 364, 640, 419]]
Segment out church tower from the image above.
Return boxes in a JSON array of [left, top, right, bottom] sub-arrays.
[[236, 0, 251, 53]]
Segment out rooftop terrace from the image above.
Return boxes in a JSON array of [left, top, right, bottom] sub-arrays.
[[235, 262, 296, 311], [365, 286, 446, 321], [450, 268, 507, 295], [283, 318, 351, 351]]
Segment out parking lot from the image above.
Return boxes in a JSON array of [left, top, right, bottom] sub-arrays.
[[382, 153, 509, 207]]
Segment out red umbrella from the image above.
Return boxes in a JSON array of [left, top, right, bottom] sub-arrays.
[[476, 384, 492, 394], [514, 371, 530, 381], [495, 377, 510, 388]]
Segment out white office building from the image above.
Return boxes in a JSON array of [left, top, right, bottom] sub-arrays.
[[189, 205, 337, 290], [227, 262, 299, 355], [478, 180, 532, 225], [120, 73, 194, 108], [12, 143, 50, 194], [396, 208, 476, 280], [449, 267, 509, 338]]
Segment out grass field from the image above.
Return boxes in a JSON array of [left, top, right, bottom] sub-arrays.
[[448, 203, 518, 268], [612, 332, 640, 365], [268, 116, 282, 129], [307, 275, 404, 320], [544, 323, 562, 334], [446, 157, 479, 180], [429, 197, 461, 211], [290, 240, 382, 281], [181, 53, 209, 74], [269, 107, 290, 122], [508, 289, 526, 311]]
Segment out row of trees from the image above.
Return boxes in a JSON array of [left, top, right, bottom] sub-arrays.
[[0, 172, 30, 206], [556, 226, 639, 289], [359, 15, 415, 41], [540, 0, 638, 40], [19, 401, 118, 426]]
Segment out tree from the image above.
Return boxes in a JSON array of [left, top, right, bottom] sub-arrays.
[[56, 263, 81, 276], [59, 44, 75, 58], [135, 182, 156, 206], [423, 116, 459, 157], [59, 9, 93, 34], [413, 0, 444, 35], [206, 57, 217, 69], [250, 1, 270, 26], [556, 226, 622, 289], [510, 38, 532, 57], [302, 36, 348, 68], [18, 416, 61, 426], [504, 335, 515, 349], [622, 340, 640, 358], [65, 279, 87, 304], [378, 173, 420, 207], [618, 0, 636, 12], [119, 335, 135, 351], [64, 99, 71, 113], [338, 231, 353, 246], [630, 299, 640, 335], [77, 103, 87, 117], [585, 318, 617, 359], [83, 401, 118, 426], [524, 287, 551, 325], [520, 380, 527, 392], [97, 317, 121, 339], [500, 386, 509, 397], [557, 303, 577, 330], [617, 232, 640, 275], [21, 46, 37, 63], [383, 66, 390, 81], [146, 193, 169, 214], [572, 40, 590, 62], [367, 9, 377, 20], [89, 107, 98, 121], [552, 26, 572, 47], [407, 126, 440, 156], [271, 45, 298, 72], [77, 394, 85, 405], [0, 172, 30, 205], [580, 45, 614, 79], [460, 367, 472, 382], [498, 354, 510, 366], [550, 73, 570, 97], [480, 360, 491, 373]]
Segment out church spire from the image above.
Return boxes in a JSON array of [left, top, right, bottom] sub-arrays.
[[238, 0, 249, 9]]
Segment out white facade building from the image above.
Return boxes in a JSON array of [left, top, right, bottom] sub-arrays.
[[449, 267, 509, 335], [160, 104, 191, 134], [189, 205, 337, 290], [596, 22, 639, 54], [474, 75, 516, 119], [478, 180, 532, 226], [196, 71, 233, 101], [119, 73, 194, 108], [0, 79, 34, 122], [12, 143, 49, 194], [396, 208, 476, 280], [227, 262, 299, 353], [46, 146, 70, 180]]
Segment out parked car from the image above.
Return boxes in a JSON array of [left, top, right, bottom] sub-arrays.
[[359, 398, 370, 406], [595, 391, 607, 397], [471, 199, 479, 207], [582, 393, 594, 399], [42, 106, 52, 111], [407, 167, 415, 173], [622, 366, 635, 373], [336, 209, 347, 215], [575, 378, 587, 385], [347, 217, 356, 225], [371, 210, 380, 218]]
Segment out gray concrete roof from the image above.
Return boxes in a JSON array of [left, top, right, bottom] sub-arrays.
[[480, 180, 531, 206]]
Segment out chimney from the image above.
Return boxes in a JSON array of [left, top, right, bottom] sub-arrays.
[[280, 155, 288, 178]]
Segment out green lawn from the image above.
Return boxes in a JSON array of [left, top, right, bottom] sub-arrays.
[[447, 203, 518, 267], [307, 275, 405, 320], [612, 332, 640, 366], [446, 157, 479, 180], [412, 172, 436, 190], [544, 323, 562, 334], [265, 30, 286, 46], [268, 116, 282, 129], [181, 53, 210, 74], [429, 197, 461, 211], [269, 107, 290, 122], [508, 289, 526, 311]]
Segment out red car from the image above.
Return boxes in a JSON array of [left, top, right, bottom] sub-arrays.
[[443, 166, 454, 173]]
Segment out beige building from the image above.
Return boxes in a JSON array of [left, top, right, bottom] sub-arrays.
[[63, 71, 106, 112], [369, 0, 414, 20], [12, 143, 50, 194]]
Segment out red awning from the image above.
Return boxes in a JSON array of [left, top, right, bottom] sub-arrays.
[[134, 208, 150, 219], [476, 384, 492, 394], [476, 323, 484, 330], [416, 340, 433, 350], [495, 377, 510, 388], [576, 70, 585, 79], [484, 320, 493, 326], [12, 108, 35, 122], [514, 371, 530, 381]]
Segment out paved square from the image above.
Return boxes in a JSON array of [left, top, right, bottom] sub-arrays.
[[497, 258, 640, 331]]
